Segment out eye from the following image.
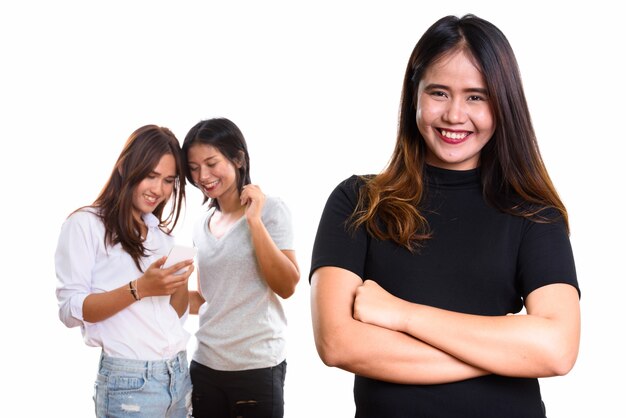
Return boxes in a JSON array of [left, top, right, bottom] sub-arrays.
[[468, 95, 486, 102], [164, 177, 176, 185], [189, 166, 198, 172], [430, 90, 448, 98]]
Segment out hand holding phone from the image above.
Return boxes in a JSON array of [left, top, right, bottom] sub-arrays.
[[163, 245, 197, 275]]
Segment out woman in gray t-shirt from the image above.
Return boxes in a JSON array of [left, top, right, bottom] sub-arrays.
[[182, 117, 300, 418]]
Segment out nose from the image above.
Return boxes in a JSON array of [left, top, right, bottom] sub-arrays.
[[443, 98, 468, 124], [199, 165, 211, 182], [150, 178, 165, 197]]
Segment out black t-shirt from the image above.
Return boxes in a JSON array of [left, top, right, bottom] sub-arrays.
[[310, 166, 579, 418]]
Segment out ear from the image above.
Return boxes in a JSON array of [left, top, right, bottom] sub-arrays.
[[234, 150, 245, 168]]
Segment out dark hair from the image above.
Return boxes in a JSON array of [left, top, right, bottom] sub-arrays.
[[88, 125, 185, 270], [353, 14, 568, 250], [182, 117, 251, 211]]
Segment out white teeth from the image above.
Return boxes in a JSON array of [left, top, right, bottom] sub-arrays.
[[144, 195, 157, 203], [441, 129, 469, 140]]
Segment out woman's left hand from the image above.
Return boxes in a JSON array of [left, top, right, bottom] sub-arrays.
[[241, 184, 265, 221], [354, 279, 410, 332]]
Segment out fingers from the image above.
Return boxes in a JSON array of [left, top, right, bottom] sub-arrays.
[[242, 184, 262, 194], [159, 265, 194, 295], [241, 185, 265, 219], [241, 184, 264, 204], [162, 259, 194, 276], [171, 264, 194, 283], [149, 256, 168, 269], [141, 259, 194, 297]]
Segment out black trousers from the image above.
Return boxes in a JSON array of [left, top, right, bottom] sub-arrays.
[[190, 360, 286, 418]]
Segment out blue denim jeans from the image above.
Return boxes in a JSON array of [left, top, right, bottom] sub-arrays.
[[94, 351, 192, 417]]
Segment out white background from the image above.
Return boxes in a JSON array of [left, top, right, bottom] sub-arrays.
[[1, 1, 623, 416]]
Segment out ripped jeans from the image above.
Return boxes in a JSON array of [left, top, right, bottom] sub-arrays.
[[94, 351, 192, 418], [189, 360, 286, 418]]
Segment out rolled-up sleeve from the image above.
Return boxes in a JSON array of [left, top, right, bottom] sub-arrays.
[[55, 211, 98, 328]]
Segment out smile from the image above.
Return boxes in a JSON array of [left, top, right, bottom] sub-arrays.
[[202, 179, 219, 191], [439, 129, 471, 144], [143, 194, 159, 205]]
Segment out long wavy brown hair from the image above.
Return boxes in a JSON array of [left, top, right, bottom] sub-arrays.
[[352, 14, 568, 251], [87, 125, 186, 270]]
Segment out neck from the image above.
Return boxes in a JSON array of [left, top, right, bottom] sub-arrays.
[[216, 194, 244, 215], [133, 216, 147, 239]]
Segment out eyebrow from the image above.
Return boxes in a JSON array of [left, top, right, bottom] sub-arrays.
[[189, 155, 219, 164], [424, 83, 488, 95], [150, 169, 176, 178]]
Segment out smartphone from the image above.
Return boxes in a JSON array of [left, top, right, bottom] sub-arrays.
[[163, 245, 197, 274]]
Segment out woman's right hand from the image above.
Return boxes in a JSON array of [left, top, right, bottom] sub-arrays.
[[136, 256, 194, 298]]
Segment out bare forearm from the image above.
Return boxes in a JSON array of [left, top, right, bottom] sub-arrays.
[[316, 318, 487, 384], [189, 290, 205, 315], [388, 285, 580, 377], [83, 258, 194, 323], [83, 284, 136, 323], [169, 285, 189, 317], [312, 268, 486, 385], [247, 218, 299, 298], [403, 307, 547, 376]]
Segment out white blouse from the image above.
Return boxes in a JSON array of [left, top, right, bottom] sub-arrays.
[[55, 208, 189, 360]]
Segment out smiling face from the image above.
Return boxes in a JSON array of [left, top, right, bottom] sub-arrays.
[[416, 49, 495, 170], [131, 153, 176, 219], [186, 143, 241, 203]]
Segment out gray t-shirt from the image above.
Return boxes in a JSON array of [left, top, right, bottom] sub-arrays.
[[192, 196, 294, 371]]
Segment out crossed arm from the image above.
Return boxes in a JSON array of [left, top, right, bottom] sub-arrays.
[[310, 266, 580, 384]]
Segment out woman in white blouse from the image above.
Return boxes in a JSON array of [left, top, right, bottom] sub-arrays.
[[55, 125, 195, 417]]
